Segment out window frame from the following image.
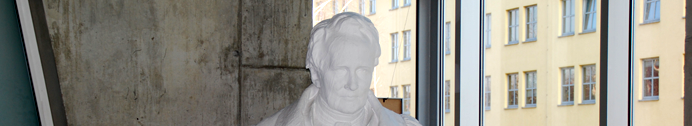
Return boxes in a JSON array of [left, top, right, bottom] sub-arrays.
[[643, 0, 661, 23], [403, 0, 411, 6], [561, 0, 575, 36], [370, 0, 376, 14], [445, 22, 451, 54], [403, 30, 412, 60], [583, 0, 597, 32], [583, 65, 597, 104], [445, 80, 451, 113], [333, 0, 339, 14], [507, 9, 519, 45], [641, 58, 660, 100], [391, 0, 399, 9], [561, 67, 576, 105], [391, 32, 399, 62], [403, 85, 411, 114], [484, 14, 492, 48], [485, 76, 492, 110], [525, 71, 537, 107], [507, 73, 519, 108], [525, 5, 538, 42], [391, 86, 399, 98]]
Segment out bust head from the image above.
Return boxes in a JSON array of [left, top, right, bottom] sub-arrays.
[[306, 12, 381, 114]]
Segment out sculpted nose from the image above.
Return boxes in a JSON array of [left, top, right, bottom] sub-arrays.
[[344, 73, 358, 91]]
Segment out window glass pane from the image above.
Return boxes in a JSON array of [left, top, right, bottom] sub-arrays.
[[632, 0, 684, 124], [484, 0, 600, 124], [312, 0, 417, 118]]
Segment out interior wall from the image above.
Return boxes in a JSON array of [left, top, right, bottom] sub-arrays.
[[41, 0, 312, 125]]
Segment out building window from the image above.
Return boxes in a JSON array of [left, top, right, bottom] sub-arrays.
[[562, 0, 575, 36], [403, 85, 411, 114], [403, 0, 411, 6], [445, 22, 451, 54], [644, 0, 661, 23], [361, 0, 366, 15], [333, 0, 339, 14], [561, 67, 575, 105], [583, 65, 597, 103], [507, 9, 519, 44], [485, 76, 491, 110], [391, 0, 399, 9], [525, 6, 537, 42], [403, 31, 411, 60], [507, 73, 518, 108], [370, 0, 376, 14], [390, 86, 398, 98], [583, 0, 597, 32], [445, 80, 451, 113], [525, 72, 537, 107], [391, 33, 399, 62], [485, 14, 492, 48], [642, 58, 660, 100]]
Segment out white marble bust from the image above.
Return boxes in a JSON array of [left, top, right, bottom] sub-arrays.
[[256, 12, 421, 126]]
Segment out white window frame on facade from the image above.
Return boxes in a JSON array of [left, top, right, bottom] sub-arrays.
[[525, 72, 537, 107], [342, 0, 349, 12], [391, 0, 399, 9], [370, 0, 376, 14], [445, 80, 451, 113], [403, 0, 411, 6], [391, 33, 399, 62], [484, 14, 492, 48], [391, 86, 399, 98], [525, 5, 537, 42], [445, 22, 451, 54], [403, 85, 411, 114], [403, 30, 411, 60], [583, 0, 597, 32], [507, 9, 519, 45], [507, 73, 519, 108], [361, 0, 366, 15], [642, 58, 660, 100], [485, 76, 491, 110], [561, 67, 575, 105], [583, 65, 597, 104], [643, 0, 661, 23], [562, 0, 575, 36]]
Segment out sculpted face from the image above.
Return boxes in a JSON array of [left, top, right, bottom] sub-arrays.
[[318, 35, 376, 114]]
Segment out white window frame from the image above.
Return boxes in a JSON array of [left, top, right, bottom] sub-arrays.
[[561, 67, 575, 105], [507, 73, 519, 108], [334, 0, 339, 14], [583, 0, 597, 32], [342, 0, 349, 12], [361, 0, 366, 15], [403, 30, 412, 60], [641, 58, 660, 100], [525, 6, 537, 42], [392, 0, 399, 9], [391, 33, 399, 62], [403, 85, 411, 114], [370, 0, 376, 14], [391, 86, 399, 98], [583, 65, 597, 104], [562, 0, 575, 36], [445, 22, 451, 54], [484, 14, 492, 48], [525, 72, 537, 107], [643, 0, 661, 23], [485, 76, 491, 110], [507, 9, 519, 44], [403, 0, 411, 6], [445, 80, 451, 112]]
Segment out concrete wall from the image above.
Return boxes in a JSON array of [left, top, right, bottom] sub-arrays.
[[41, 0, 311, 125]]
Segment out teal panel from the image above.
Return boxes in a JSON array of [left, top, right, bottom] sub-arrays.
[[0, 0, 41, 125]]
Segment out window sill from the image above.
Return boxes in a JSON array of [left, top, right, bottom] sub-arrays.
[[389, 7, 399, 11], [389, 60, 398, 64], [523, 104, 536, 108], [403, 112, 410, 115], [485, 107, 491, 111], [640, 19, 660, 25], [505, 106, 519, 110], [639, 96, 659, 102], [580, 100, 596, 105], [523, 38, 537, 43], [401, 4, 411, 8], [401, 58, 411, 61], [580, 29, 597, 34], [369, 13, 376, 16], [505, 41, 519, 46], [445, 109, 450, 113], [445, 51, 451, 55], [558, 32, 575, 38], [558, 102, 574, 106]]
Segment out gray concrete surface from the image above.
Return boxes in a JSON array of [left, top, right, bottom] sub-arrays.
[[42, 0, 311, 125]]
